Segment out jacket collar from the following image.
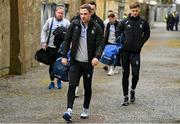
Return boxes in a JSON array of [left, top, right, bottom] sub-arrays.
[[128, 14, 140, 20], [73, 18, 94, 27], [107, 20, 119, 27]]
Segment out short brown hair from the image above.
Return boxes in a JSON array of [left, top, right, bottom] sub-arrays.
[[129, 2, 140, 9], [56, 7, 64, 11], [80, 4, 91, 13], [89, 1, 96, 7], [108, 13, 115, 18], [108, 10, 113, 13]]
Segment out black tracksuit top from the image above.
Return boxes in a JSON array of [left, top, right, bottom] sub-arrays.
[[116, 15, 150, 53], [62, 19, 104, 63]]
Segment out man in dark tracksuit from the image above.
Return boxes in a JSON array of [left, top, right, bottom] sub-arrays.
[[116, 2, 150, 106], [104, 13, 120, 76], [70, 1, 104, 97], [62, 4, 104, 122]]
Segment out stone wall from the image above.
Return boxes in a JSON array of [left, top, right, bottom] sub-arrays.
[[105, 0, 120, 18], [0, 0, 10, 76], [0, 0, 82, 76], [92, 0, 122, 20], [0, 0, 41, 76], [17, 0, 41, 74]]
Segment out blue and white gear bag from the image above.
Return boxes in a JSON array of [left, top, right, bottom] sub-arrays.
[[100, 34, 124, 65]]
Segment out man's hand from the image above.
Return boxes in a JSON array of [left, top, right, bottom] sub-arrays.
[[91, 58, 99, 66], [61, 58, 68, 65], [41, 42, 47, 50]]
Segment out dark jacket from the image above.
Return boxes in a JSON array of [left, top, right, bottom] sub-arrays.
[[70, 13, 105, 31], [91, 14, 105, 31], [116, 15, 150, 53], [62, 19, 104, 63], [104, 20, 119, 45]]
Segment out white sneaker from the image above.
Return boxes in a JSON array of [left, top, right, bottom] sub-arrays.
[[114, 66, 121, 74], [80, 108, 89, 119], [63, 108, 72, 122], [107, 66, 114, 76]]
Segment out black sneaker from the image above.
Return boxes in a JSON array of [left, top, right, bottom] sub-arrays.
[[122, 96, 129, 106], [130, 90, 135, 103]]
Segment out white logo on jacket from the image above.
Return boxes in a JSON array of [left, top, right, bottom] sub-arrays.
[[140, 24, 142, 28], [91, 30, 94, 34], [127, 24, 131, 28]]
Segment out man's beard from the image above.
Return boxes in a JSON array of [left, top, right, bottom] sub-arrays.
[[56, 17, 62, 21]]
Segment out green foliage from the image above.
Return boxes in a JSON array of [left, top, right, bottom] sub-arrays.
[[158, 0, 173, 4]]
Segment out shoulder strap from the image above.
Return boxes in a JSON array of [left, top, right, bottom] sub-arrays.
[[47, 18, 54, 45], [115, 33, 125, 45]]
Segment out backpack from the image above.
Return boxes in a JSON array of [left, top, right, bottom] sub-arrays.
[[53, 26, 67, 49], [100, 34, 124, 65]]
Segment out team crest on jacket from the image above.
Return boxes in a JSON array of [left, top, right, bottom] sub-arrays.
[[75, 26, 78, 29], [127, 24, 131, 28], [91, 29, 94, 34], [140, 24, 142, 28]]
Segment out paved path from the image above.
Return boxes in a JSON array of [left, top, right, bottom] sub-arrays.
[[0, 22, 180, 123]]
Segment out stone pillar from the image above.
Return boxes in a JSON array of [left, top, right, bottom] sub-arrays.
[[17, 0, 41, 74], [9, 0, 21, 74]]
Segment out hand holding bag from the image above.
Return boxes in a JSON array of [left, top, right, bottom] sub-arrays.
[[34, 48, 50, 65], [100, 34, 124, 65], [34, 18, 54, 65], [51, 57, 69, 82]]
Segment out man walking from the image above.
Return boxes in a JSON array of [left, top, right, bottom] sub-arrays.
[[116, 2, 150, 106], [61, 4, 104, 122], [88, 1, 104, 31], [173, 11, 179, 31], [70, 1, 104, 97], [104, 13, 120, 76], [41, 7, 70, 89]]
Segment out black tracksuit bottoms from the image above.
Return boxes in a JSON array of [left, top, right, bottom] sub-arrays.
[[67, 60, 94, 109], [47, 47, 57, 81], [121, 51, 140, 96]]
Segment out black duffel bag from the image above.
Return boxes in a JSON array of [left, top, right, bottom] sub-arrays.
[[34, 18, 54, 65], [34, 48, 50, 65]]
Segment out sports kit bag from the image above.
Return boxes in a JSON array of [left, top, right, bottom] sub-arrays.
[[100, 34, 124, 65], [34, 18, 54, 65], [51, 57, 69, 82]]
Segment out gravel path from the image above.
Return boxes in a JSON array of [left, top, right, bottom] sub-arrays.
[[0, 22, 180, 123]]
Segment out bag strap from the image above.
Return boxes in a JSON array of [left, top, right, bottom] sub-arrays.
[[115, 33, 124, 45], [47, 17, 54, 45]]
